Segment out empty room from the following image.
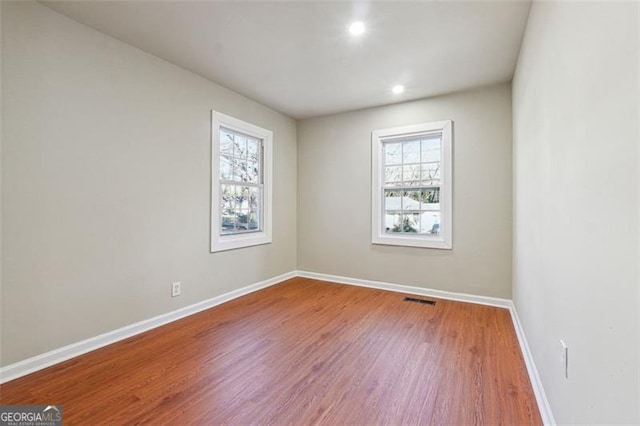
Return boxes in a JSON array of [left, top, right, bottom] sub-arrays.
[[0, 0, 638, 424]]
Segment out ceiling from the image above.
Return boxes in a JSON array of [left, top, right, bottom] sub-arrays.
[[42, 1, 531, 119]]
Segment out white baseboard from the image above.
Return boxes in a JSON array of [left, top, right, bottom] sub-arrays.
[[508, 301, 556, 426], [0, 271, 296, 384], [296, 270, 512, 309], [297, 270, 555, 425]]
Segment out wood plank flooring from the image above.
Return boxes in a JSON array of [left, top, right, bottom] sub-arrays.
[[0, 277, 542, 425]]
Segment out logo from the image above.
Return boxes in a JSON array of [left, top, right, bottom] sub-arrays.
[[0, 405, 62, 426]]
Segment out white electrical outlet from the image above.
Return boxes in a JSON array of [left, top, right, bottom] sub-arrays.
[[171, 281, 181, 297], [560, 340, 568, 379]]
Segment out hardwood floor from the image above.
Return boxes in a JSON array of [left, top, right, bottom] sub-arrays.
[[0, 278, 542, 425]]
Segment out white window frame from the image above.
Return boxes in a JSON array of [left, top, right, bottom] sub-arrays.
[[371, 120, 453, 249], [211, 111, 272, 252]]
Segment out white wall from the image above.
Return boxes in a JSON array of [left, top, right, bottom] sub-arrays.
[[513, 2, 639, 423], [1, 1, 297, 365], [298, 84, 513, 298]]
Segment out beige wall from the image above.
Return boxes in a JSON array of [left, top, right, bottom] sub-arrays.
[[0, 1, 4, 364], [512, 2, 639, 423], [297, 84, 513, 298], [1, 1, 297, 365]]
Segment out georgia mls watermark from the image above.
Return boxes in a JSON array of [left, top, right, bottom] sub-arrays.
[[0, 405, 62, 426]]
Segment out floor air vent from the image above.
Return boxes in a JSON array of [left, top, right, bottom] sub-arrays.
[[404, 297, 436, 305]]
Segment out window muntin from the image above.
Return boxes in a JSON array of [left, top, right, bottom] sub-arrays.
[[211, 112, 272, 252], [371, 121, 452, 249]]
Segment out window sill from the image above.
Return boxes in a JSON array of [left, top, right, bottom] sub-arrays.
[[211, 231, 271, 252], [372, 233, 452, 250]]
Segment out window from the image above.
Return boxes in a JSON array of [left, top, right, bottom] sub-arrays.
[[211, 111, 272, 252], [371, 120, 453, 249]]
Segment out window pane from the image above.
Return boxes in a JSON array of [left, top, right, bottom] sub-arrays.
[[220, 155, 232, 180], [221, 216, 236, 234], [234, 134, 247, 158], [232, 157, 248, 182], [385, 142, 402, 165], [247, 160, 259, 184], [247, 138, 260, 162], [420, 211, 441, 235], [402, 164, 420, 183], [385, 166, 402, 184], [421, 137, 441, 163], [248, 210, 260, 231], [220, 130, 234, 156], [236, 210, 249, 230], [420, 188, 440, 209], [384, 212, 402, 233], [402, 191, 421, 211], [403, 141, 420, 163], [421, 163, 441, 185], [237, 186, 250, 210], [248, 186, 260, 210], [384, 190, 402, 211], [388, 213, 419, 233], [220, 183, 235, 212]]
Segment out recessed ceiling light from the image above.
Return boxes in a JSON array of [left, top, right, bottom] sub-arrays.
[[348, 21, 365, 36], [392, 85, 405, 94]]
